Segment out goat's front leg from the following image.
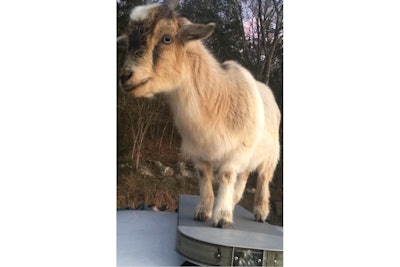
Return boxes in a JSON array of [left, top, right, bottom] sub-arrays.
[[194, 163, 214, 221], [213, 171, 237, 228]]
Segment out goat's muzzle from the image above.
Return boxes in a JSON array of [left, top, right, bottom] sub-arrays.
[[119, 68, 133, 86], [119, 66, 151, 93]]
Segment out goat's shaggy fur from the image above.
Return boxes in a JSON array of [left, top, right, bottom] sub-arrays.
[[118, 0, 281, 227]]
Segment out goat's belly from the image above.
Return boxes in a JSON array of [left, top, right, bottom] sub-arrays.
[[181, 135, 262, 173], [180, 136, 230, 163]]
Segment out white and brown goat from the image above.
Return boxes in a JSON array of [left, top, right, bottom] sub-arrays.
[[117, 0, 281, 228]]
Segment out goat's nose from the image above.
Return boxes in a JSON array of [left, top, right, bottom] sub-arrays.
[[119, 68, 133, 84]]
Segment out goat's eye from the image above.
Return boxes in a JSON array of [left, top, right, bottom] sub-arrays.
[[162, 35, 172, 45]]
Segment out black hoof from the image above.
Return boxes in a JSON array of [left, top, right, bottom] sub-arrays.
[[214, 219, 229, 228], [194, 212, 209, 222]]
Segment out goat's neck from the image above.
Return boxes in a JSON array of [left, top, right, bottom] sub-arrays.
[[168, 42, 230, 121]]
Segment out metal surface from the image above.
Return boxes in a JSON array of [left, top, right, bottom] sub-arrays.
[[177, 195, 283, 250], [176, 195, 283, 266], [117, 195, 283, 266], [117, 210, 184, 266]]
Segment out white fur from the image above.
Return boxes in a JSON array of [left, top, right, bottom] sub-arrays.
[[130, 4, 160, 22]]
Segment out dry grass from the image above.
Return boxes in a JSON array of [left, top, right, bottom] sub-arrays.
[[117, 165, 199, 211]]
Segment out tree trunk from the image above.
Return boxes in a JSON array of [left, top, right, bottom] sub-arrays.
[[265, 2, 283, 85]]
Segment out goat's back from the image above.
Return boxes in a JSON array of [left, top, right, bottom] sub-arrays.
[[247, 81, 281, 173]]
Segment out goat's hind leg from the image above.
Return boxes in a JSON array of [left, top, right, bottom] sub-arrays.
[[254, 162, 274, 222], [194, 162, 214, 221]]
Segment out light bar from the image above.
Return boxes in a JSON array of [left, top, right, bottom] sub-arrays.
[[175, 195, 283, 266]]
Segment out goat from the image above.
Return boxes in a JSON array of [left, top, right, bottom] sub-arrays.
[[117, 0, 281, 228]]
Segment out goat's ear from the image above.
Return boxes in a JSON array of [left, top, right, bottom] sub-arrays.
[[117, 35, 128, 49], [177, 23, 216, 43], [164, 0, 179, 11]]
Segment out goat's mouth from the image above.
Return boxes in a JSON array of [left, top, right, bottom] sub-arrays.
[[121, 78, 150, 92]]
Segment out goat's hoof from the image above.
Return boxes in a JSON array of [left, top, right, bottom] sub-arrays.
[[194, 211, 210, 222], [254, 210, 269, 222], [254, 209, 269, 222], [212, 208, 233, 228], [213, 218, 231, 228], [254, 214, 266, 222]]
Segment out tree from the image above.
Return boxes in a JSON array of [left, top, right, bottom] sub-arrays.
[[179, 0, 245, 64], [117, 0, 143, 36]]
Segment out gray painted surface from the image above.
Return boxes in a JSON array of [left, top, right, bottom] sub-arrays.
[[117, 210, 184, 266], [177, 195, 283, 251], [117, 195, 283, 266]]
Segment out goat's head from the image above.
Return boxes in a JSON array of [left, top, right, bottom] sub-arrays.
[[117, 0, 215, 98]]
